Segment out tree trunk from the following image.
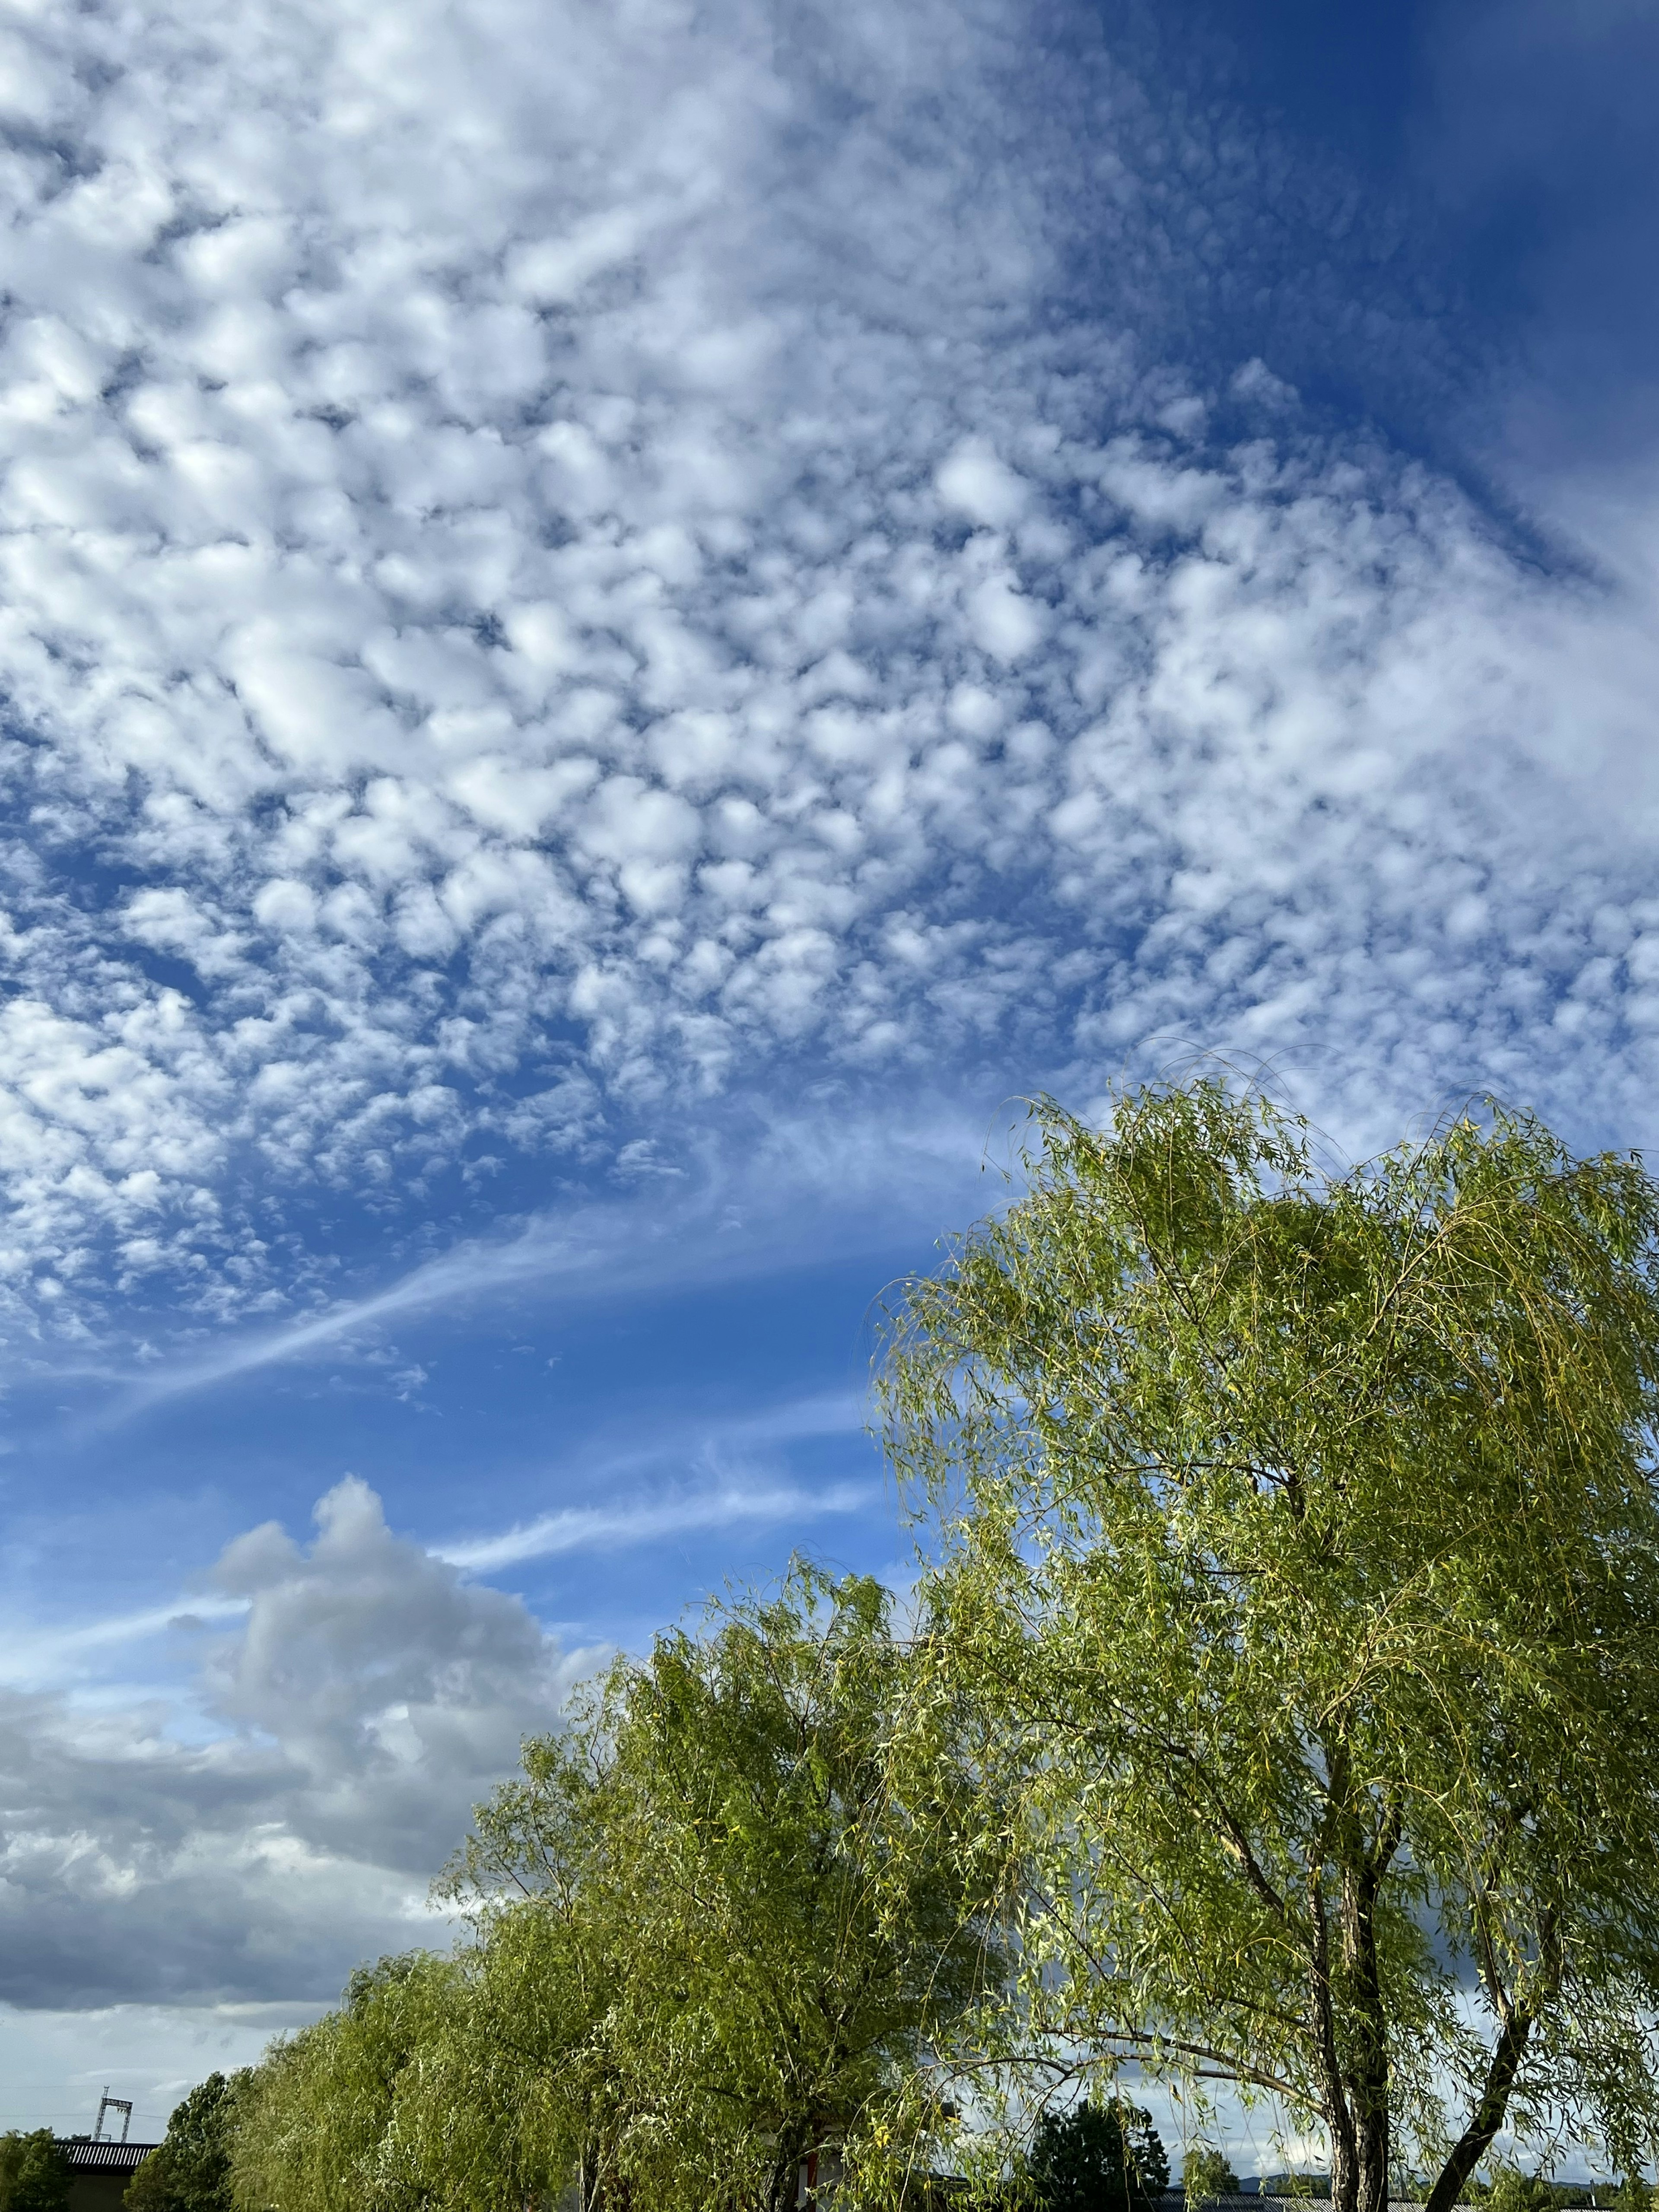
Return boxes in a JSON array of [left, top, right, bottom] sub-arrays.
[[1309, 1867, 1359, 2212], [1318, 1755, 1401, 2212], [1420, 2011, 1536, 2212], [1343, 1850, 1393, 2212], [1422, 1906, 1559, 2212]]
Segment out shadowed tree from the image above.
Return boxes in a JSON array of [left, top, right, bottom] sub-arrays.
[[1182, 2148, 1241, 2202], [880, 1084, 1659, 2212], [1026, 2100, 1167, 2212], [0, 2135, 68, 2212], [126, 2075, 242, 2212]]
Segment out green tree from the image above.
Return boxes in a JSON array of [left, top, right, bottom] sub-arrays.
[[1484, 2170, 1557, 2212], [880, 1084, 1659, 2212], [1026, 2101, 1167, 2212], [1183, 2148, 1242, 2201], [127, 2075, 242, 2212], [230, 1952, 468, 2212], [232, 1567, 992, 2212], [440, 1567, 991, 2211], [1614, 2180, 1653, 2212], [0, 2133, 69, 2212]]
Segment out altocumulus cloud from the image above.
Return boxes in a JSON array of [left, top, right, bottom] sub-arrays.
[[0, 0, 1656, 1352], [2, 0, 1659, 2084], [0, 1478, 587, 2006]]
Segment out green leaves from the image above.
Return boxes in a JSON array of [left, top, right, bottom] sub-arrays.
[[502, 1567, 995, 2211], [230, 1953, 471, 2212], [1024, 2100, 1168, 2212], [1183, 2145, 1242, 2200], [231, 1567, 990, 2212], [0, 2133, 69, 2212], [227, 1080, 1659, 2212], [880, 1082, 1659, 2212], [125, 2074, 242, 2212]]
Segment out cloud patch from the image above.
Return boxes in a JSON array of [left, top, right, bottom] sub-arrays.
[[0, 0, 1653, 1347], [0, 1481, 584, 2006]]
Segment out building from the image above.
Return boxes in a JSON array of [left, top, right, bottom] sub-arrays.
[[64, 2138, 157, 2212]]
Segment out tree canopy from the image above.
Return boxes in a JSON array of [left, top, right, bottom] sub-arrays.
[[217, 1080, 1659, 2212], [1025, 2099, 1167, 2212], [230, 1567, 991, 2212], [0, 2134, 68, 2212], [126, 2074, 242, 2212], [880, 1083, 1659, 2212], [1182, 2148, 1242, 2201]]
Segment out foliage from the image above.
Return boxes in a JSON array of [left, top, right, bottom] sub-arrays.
[[1613, 2180, 1652, 2212], [230, 1953, 473, 2212], [1483, 2170, 1558, 2212], [1183, 2148, 1241, 2200], [0, 2133, 69, 2212], [879, 1083, 1659, 2212], [1025, 2100, 1167, 2212], [126, 2074, 244, 2212], [231, 1567, 992, 2212]]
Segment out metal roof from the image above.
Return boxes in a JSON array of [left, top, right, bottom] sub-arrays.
[[65, 2142, 158, 2173]]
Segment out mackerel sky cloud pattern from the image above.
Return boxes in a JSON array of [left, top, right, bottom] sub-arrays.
[[0, 0, 1652, 1335], [3, 0, 1659, 2121]]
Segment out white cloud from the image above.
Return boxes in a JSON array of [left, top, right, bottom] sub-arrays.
[[935, 441, 1033, 531], [3, 0, 1658, 2132], [0, 0, 1650, 1344], [204, 1478, 575, 1846], [0, 1436, 890, 2011], [0, 1479, 587, 2005], [965, 565, 1048, 662], [442, 1476, 870, 1574]]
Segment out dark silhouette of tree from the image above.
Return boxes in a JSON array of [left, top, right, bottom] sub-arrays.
[[1027, 2100, 1168, 2212]]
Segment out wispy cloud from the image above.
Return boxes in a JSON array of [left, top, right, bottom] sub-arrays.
[[79, 1100, 977, 1418], [441, 1476, 871, 1573], [0, 1383, 876, 1688], [0, 1596, 252, 1688]]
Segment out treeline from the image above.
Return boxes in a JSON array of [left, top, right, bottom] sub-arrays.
[[234, 1571, 993, 2212], [24, 1084, 1659, 2212]]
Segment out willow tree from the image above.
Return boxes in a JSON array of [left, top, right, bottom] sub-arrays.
[[439, 1567, 991, 2212], [229, 1571, 985, 2212], [230, 1954, 469, 2212], [127, 2075, 242, 2212], [880, 1084, 1659, 2212]]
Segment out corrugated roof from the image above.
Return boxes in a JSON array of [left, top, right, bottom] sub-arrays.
[[66, 2142, 158, 2172]]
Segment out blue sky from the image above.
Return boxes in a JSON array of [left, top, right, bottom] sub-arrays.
[[1, 0, 1658, 2157]]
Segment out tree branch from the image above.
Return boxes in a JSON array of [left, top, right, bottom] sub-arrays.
[[1421, 1909, 1562, 2212]]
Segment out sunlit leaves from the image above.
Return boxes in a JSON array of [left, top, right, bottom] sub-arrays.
[[880, 1082, 1659, 2208], [230, 1569, 990, 2212]]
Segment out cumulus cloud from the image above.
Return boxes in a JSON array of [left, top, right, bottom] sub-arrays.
[[0, 0, 1652, 1350], [203, 1477, 579, 1865], [0, 1480, 585, 2005]]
